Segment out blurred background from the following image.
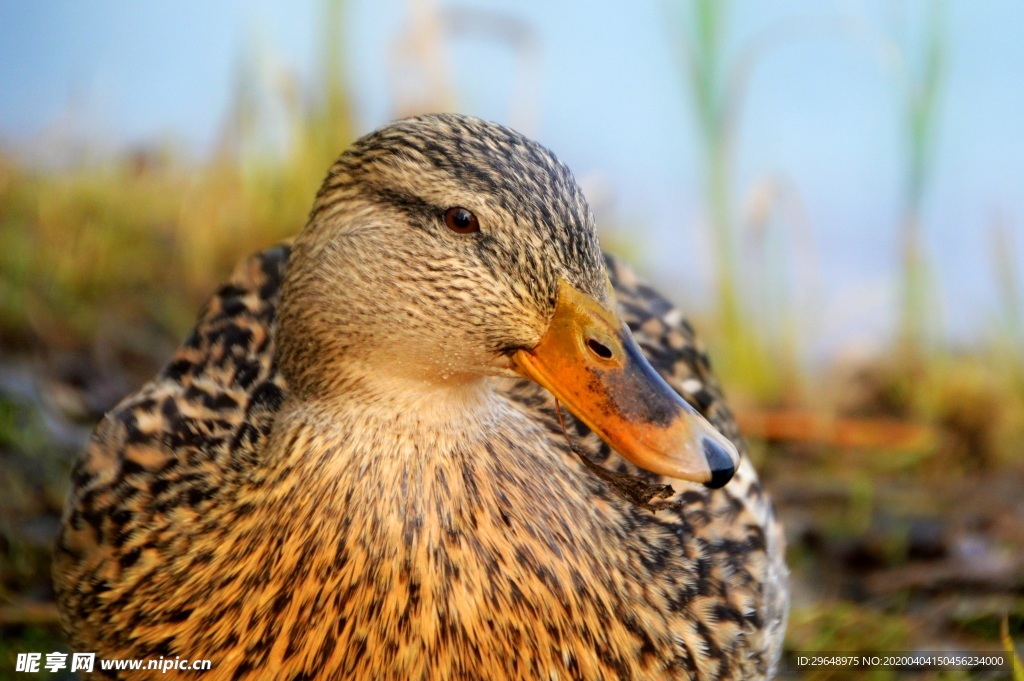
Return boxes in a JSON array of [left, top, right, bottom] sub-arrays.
[[0, 0, 1021, 678]]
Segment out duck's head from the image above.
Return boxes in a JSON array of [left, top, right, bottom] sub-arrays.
[[278, 113, 737, 488]]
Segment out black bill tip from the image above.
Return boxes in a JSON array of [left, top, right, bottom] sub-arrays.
[[702, 438, 736, 489]]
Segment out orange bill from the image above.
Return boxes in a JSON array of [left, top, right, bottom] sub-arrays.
[[511, 280, 738, 488]]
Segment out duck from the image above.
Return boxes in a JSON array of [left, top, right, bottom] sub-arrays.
[[54, 113, 788, 680]]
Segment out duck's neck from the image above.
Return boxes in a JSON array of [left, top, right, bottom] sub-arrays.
[[247, 368, 605, 573], [257, 367, 515, 488]]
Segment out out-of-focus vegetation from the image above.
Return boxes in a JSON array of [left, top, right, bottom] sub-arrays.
[[0, 3, 353, 352], [665, 1, 1024, 677], [0, 0, 1021, 678]]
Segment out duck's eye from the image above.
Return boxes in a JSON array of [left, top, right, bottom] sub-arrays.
[[444, 207, 480, 234]]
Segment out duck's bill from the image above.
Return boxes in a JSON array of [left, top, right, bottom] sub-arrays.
[[511, 281, 738, 489]]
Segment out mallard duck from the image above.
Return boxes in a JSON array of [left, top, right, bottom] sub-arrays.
[[54, 113, 787, 680]]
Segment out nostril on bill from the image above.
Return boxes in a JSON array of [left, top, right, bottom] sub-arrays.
[[586, 338, 613, 359], [702, 438, 736, 489]]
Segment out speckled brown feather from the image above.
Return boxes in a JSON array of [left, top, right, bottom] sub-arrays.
[[54, 114, 787, 680]]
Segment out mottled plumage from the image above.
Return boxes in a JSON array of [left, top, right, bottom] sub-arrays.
[[55, 114, 787, 680]]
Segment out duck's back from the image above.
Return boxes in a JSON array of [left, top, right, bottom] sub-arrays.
[[53, 245, 291, 648], [54, 244, 786, 679]]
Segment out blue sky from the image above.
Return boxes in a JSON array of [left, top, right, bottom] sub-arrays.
[[1, 0, 1022, 354]]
